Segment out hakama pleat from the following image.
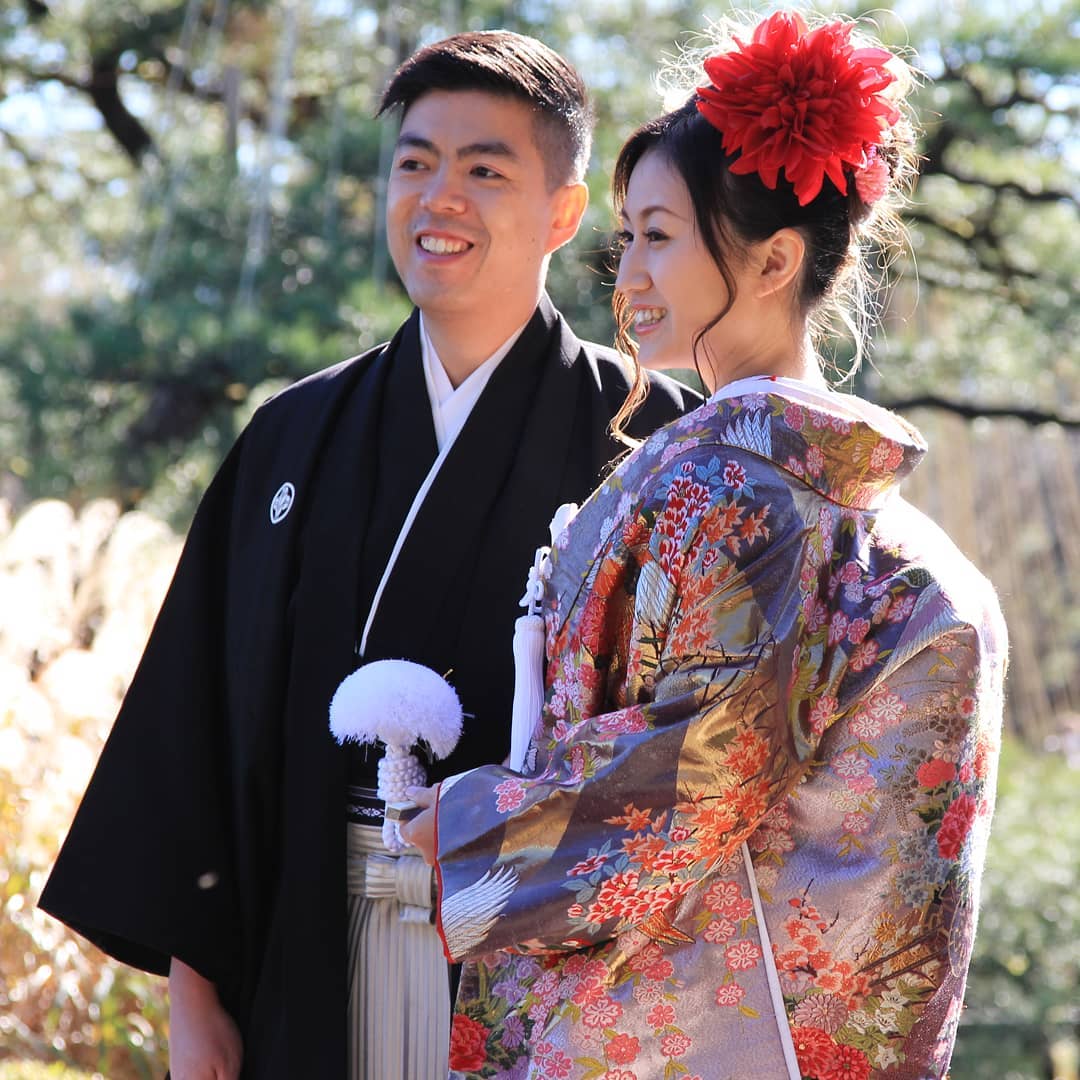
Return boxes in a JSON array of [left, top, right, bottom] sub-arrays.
[[346, 822, 450, 1080]]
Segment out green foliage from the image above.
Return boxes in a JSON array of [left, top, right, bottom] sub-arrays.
[[2, 0, 1076, 517], [950, 737, 1080, 1079]]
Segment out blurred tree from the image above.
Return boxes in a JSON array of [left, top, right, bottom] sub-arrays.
[[861, 1, 1080, 416], [950, 738, 1080, 1080], [0, 0, 1076, 523]]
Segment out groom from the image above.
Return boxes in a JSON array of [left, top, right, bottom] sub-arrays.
[[40, 29, 696, 1079]]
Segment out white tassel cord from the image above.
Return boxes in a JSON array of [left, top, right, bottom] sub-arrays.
[[508, 545, 551, 772], [509, 612, 546, 772]]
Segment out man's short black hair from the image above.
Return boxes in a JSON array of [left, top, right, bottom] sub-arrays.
[[377, 30, 593, 189]]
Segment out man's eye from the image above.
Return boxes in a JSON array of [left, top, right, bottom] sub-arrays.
[[472, 165, 503, 179], [397, 157, 425, 172]]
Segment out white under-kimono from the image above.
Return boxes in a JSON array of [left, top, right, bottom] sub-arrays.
[[433, 376, 1007, 1080]]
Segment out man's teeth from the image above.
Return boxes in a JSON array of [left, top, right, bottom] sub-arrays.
[[634, 307, 666, 327], [419, 235, 470, 254]]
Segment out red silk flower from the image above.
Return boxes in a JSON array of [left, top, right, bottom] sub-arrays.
[[697, 11, 899, 206]]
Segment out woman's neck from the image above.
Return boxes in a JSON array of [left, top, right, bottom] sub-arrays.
[[703, 332, 823, 394]]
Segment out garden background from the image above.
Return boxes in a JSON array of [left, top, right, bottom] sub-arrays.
[[0, 0, 1077, 1077]]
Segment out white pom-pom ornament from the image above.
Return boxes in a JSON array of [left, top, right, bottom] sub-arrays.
[[329, 659, 463, 851]]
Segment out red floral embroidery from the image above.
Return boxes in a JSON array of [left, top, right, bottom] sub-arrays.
[[917, 758, 957, 788], [792, 1025, 836, 1077], [870, 438, 905, 472], [569, 853, 609, 877], [578, 595, 610, 657], [722, 459, 748, 489], [783, 403, 806, 431], [821, 1042, 872, 1080], [582, 994, 623, 1029], [660, 1030, 693, 1057], [594, 707, 648, 737], [937, 792, 977, 860], [494, 777, 527, 814], [655, 476, 712, 578], [646, 1002, 676, 1027], [448, 1013, 489, 1072], [848, 639, 880, 672], [605, 1033, 641, 1065], [535, 1040, 573, 1079], [808, 694, 838, 736]]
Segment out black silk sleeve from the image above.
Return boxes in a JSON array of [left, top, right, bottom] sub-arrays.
[[39, 433, 248, 997]]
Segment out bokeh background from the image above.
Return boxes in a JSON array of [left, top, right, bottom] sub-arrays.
[[1, 1, 1077, 1077]]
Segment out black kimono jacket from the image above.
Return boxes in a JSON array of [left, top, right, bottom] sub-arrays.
[[39, 296, 696, 1078]]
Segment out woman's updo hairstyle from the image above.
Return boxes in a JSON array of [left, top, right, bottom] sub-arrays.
[[611, 11, 919, 407]]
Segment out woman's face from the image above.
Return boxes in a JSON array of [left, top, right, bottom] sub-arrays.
[[615, 150, 765, 385]]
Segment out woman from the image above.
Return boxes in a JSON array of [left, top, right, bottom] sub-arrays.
[[405, 12, 1006, 1079]]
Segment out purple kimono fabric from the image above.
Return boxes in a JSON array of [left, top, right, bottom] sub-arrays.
[[434, 385, 1007, 1080]]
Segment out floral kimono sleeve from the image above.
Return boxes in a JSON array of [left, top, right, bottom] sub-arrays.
[[434, 457, 814, 965]]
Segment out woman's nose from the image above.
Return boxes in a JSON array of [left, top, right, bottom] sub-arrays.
[[615, 243, 648, 294]]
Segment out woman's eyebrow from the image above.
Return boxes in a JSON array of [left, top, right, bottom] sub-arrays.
[[621, 203, 687, 221]]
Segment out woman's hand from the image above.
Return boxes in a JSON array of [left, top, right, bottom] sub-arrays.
[[399, 783, 438, 865], [168, 956, 243, 1080]]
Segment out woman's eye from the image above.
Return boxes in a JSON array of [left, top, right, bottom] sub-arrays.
[[645, 229, 668, 243], [613, 230, 633, 248]]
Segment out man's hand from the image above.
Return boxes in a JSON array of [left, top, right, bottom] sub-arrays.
[[399, 783, 438, 865], [168, 956, 243, 1080]]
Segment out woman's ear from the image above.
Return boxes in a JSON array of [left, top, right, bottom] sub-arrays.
[[755, 227, 806, 298]]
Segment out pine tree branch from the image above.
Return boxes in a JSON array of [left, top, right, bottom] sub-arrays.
[[880, 394, 1080, 429]]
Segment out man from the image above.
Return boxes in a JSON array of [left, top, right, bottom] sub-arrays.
[[39, 30, 696, 1079]]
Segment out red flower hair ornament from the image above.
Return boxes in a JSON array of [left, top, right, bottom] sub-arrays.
[[696, 11, 900, 206]]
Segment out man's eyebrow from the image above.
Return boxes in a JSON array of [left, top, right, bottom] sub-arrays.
[[457, 140, 519, 162], [394, 132, 520, 163], [396, 132, 436, 153]]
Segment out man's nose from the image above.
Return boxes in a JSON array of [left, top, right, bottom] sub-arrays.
[[419, 165, 467, 214]]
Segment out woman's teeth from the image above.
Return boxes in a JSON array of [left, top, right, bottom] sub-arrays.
[[634, 307, 666, 328]]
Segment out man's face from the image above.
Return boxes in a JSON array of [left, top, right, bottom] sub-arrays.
[[386, 90, 584, 326]]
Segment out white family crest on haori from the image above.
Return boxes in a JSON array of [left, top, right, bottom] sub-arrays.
[[269, 481, 295, 524], [329, 660, 463, 851], [508, 502, 579, 772]]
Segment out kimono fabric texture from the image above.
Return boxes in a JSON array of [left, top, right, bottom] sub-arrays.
[[434, 380, 1007, 1080], [37, 296, 695, 1079]]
